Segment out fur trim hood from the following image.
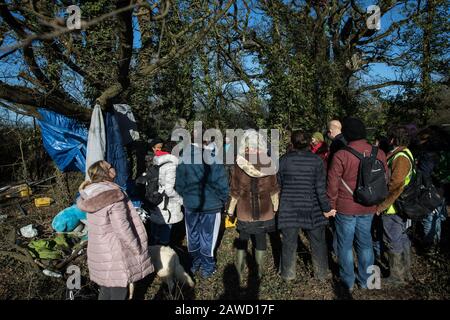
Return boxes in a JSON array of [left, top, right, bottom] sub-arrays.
[[236, 154, 277, 178], [77, 181, 125, 213]]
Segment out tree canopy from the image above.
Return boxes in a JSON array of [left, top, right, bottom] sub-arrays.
[[0, 0, 448, 136]]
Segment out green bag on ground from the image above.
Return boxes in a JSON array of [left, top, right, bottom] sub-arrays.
[[28, 234, 70, 260]]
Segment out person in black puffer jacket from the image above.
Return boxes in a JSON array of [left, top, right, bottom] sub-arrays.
[[277, 130, 336, 282]]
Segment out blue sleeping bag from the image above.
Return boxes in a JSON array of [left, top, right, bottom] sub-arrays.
[[52, 205, 87, 232]]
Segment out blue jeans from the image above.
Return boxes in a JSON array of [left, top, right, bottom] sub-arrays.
[[335, 213, 375, 289], [422, 202, 447, 246], [185, 209, 221, 277], [150, 223, 172, 245]]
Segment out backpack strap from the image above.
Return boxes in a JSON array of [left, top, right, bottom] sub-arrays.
[[341, 178, 354, 196], [343, 146, 364, 160], [370, 146, 379, 160], [340, 146, 362, 196], [344, 145, 378, 160]]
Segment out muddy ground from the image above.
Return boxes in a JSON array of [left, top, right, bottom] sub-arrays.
[[0, 194, 449, 300]]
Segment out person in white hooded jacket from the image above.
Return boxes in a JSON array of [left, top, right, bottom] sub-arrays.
[[149, 142, 183, 245]]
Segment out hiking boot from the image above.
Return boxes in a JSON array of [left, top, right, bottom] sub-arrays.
[[200, 269, 216, 279], [312, 255, 329, 282], [384, 252, 405, 286], [339, 282, 354, 300], [402, 247, 413, 282], [235, 250, 246, 283], [254, 250, 266, 280], [280, 251, 296, 282]]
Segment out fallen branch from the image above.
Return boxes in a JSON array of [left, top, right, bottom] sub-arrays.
[[55, 241, 87, 270]]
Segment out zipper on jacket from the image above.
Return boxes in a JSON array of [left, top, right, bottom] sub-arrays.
[[250, 177, 260, 221]]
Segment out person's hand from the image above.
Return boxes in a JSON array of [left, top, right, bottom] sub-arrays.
[[375, 206, 382, 216], [323, 209, 337, 218]]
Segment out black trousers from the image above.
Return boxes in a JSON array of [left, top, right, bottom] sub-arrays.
[[98, 286, 128, 300], [280, 226, 329, 280], [98, 274, 154, 300], [236, 230, 267, 251]]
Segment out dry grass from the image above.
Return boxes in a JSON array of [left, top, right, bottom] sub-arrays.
[[1, 192, 449, 300]]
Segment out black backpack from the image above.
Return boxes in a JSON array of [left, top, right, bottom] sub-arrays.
[[143, 163, 167, 207], [342, 146, 388, 206], [393, 152, 442, 220]]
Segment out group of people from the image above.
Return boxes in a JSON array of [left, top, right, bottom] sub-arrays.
[[76, 117, 448, 299]]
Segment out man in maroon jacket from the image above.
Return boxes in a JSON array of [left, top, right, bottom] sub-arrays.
[[327, 118, 388, 292]]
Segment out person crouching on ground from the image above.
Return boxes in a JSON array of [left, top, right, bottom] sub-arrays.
[[227, 129, 280, 282], [77, 160, 154, 300]]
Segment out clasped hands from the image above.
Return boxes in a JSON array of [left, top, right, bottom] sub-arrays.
[[323, 209, 337, 218]]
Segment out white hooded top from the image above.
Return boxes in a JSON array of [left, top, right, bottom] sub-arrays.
[[152, 153, 183, 224]]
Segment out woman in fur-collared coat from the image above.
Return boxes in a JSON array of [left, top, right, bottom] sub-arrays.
[[77, 160, 154, 300], [227, 130, 279, 282]]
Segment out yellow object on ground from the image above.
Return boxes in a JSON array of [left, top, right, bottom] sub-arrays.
[[225, 216, 237, 228], [34, 197, 53, 207], [20, 186, 32, 197]]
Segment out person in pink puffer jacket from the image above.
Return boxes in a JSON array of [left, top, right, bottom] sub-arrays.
[[77, 160, 154, 300]]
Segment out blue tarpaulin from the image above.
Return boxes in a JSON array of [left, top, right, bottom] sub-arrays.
[[106, 112, 129, 190], [37, 109, 88, 172], [37, 108, 132, 190]]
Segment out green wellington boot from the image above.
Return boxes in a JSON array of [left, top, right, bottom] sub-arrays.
[[235, 250, 246, 283], [254, 250, 266, 280]]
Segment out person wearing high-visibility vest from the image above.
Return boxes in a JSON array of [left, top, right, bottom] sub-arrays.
[[376, 126, 414, 286]]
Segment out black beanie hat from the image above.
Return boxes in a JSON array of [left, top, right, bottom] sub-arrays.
[[149, 137, 163, 149], [342, 117, 367, 142]]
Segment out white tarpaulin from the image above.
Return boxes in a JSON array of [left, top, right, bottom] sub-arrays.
[[85, 104, 106, 179]]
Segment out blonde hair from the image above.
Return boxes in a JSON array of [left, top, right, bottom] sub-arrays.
[[79, 160, 113, 191]]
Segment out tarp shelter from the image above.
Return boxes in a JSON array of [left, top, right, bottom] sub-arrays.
[[37, 109, 88, 172], [37, 106, 137, 192], [106, 111, 129, 190]]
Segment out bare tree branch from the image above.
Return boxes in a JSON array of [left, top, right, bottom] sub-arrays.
[[139, 0, 236, 76], [96, 0, 135, 108], [0, 81, 91, 121], [356, 80, 417, 94]]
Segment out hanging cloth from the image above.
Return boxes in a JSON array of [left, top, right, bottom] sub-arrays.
[[106, 111, 129, 190], [85, 104, 106, 178]]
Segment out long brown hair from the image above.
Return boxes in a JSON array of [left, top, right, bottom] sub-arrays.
[[79, 160, 113, 191]]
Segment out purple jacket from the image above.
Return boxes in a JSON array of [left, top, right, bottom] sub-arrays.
[[77, 181, 154, 287]]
